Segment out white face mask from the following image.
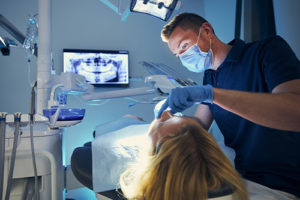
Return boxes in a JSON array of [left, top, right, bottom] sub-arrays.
[[179, 29, 213, 73]]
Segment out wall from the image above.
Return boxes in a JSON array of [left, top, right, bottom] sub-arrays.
[[273, 0, 300, 58], [203, 0, 236, 43]]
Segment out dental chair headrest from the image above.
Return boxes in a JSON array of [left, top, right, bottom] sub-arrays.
[[208, 184, 234, 200]]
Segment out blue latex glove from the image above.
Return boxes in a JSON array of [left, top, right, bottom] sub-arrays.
[[155, 85, 213, 118]]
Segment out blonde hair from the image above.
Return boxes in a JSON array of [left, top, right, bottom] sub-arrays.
[[120, 123, 248, 200]]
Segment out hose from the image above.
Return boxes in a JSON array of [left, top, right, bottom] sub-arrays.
[[5, 112, 21, 200], [30, 81, 39, 200], [0, 112, 7, 200], [21, 178, 29, 200], [30, 117, 39, 200]]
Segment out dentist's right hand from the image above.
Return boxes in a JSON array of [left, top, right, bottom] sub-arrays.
[[155, 85, 214, 118]]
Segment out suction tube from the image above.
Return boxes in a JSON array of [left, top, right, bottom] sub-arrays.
[[5, 112, 21, 200], [0, 112, 7, 199]]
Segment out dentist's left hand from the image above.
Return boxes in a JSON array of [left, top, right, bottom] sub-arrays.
[[155, 85, 214, 118]]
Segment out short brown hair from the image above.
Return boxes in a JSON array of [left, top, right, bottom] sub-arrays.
[[161, 13, 208, 42]]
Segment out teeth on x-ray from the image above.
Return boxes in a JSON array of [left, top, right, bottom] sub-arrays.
[[65, 53, 128, 83]]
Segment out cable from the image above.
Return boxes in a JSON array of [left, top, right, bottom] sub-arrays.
[[29, 82, 39, 200]]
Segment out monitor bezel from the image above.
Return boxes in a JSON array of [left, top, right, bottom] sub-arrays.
[[63, 48, 130, 87]]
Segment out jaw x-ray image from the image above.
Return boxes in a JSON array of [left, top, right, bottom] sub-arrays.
[[63, 50, 129, 85]]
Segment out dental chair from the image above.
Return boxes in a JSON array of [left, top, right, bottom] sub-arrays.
[[71, 115, 146, 200], [71, 142, 126, 200]]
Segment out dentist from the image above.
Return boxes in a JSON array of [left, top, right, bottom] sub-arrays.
[[156, 13, 300, 198]]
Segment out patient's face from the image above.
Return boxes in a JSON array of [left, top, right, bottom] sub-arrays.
[[148, 110, 201, 148]]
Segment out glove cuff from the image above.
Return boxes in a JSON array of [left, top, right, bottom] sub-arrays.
[[202, 84, 214, 104]]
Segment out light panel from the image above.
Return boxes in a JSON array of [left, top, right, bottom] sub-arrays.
[[130, 0, 179, 21]]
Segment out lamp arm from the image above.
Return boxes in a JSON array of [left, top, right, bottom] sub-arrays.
[[0, 14, 25, 44]]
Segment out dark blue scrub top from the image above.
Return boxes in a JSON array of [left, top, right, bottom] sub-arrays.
[[203, 36, 300, 197]]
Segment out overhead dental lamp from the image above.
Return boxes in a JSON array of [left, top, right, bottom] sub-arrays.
[[130, 0, 181, 21]]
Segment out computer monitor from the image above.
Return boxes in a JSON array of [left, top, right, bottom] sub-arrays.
[[63, 49, 129, 86]]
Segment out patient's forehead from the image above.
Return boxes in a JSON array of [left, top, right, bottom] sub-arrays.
[[148, 115, 203, 148]]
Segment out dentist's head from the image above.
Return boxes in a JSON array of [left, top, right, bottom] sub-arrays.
[[161, 12, 230, 73]]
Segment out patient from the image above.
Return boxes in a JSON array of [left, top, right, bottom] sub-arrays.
[[71, 111, 246, 199], [72, 108, 296, 199], [119, 110, 248, 200]]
